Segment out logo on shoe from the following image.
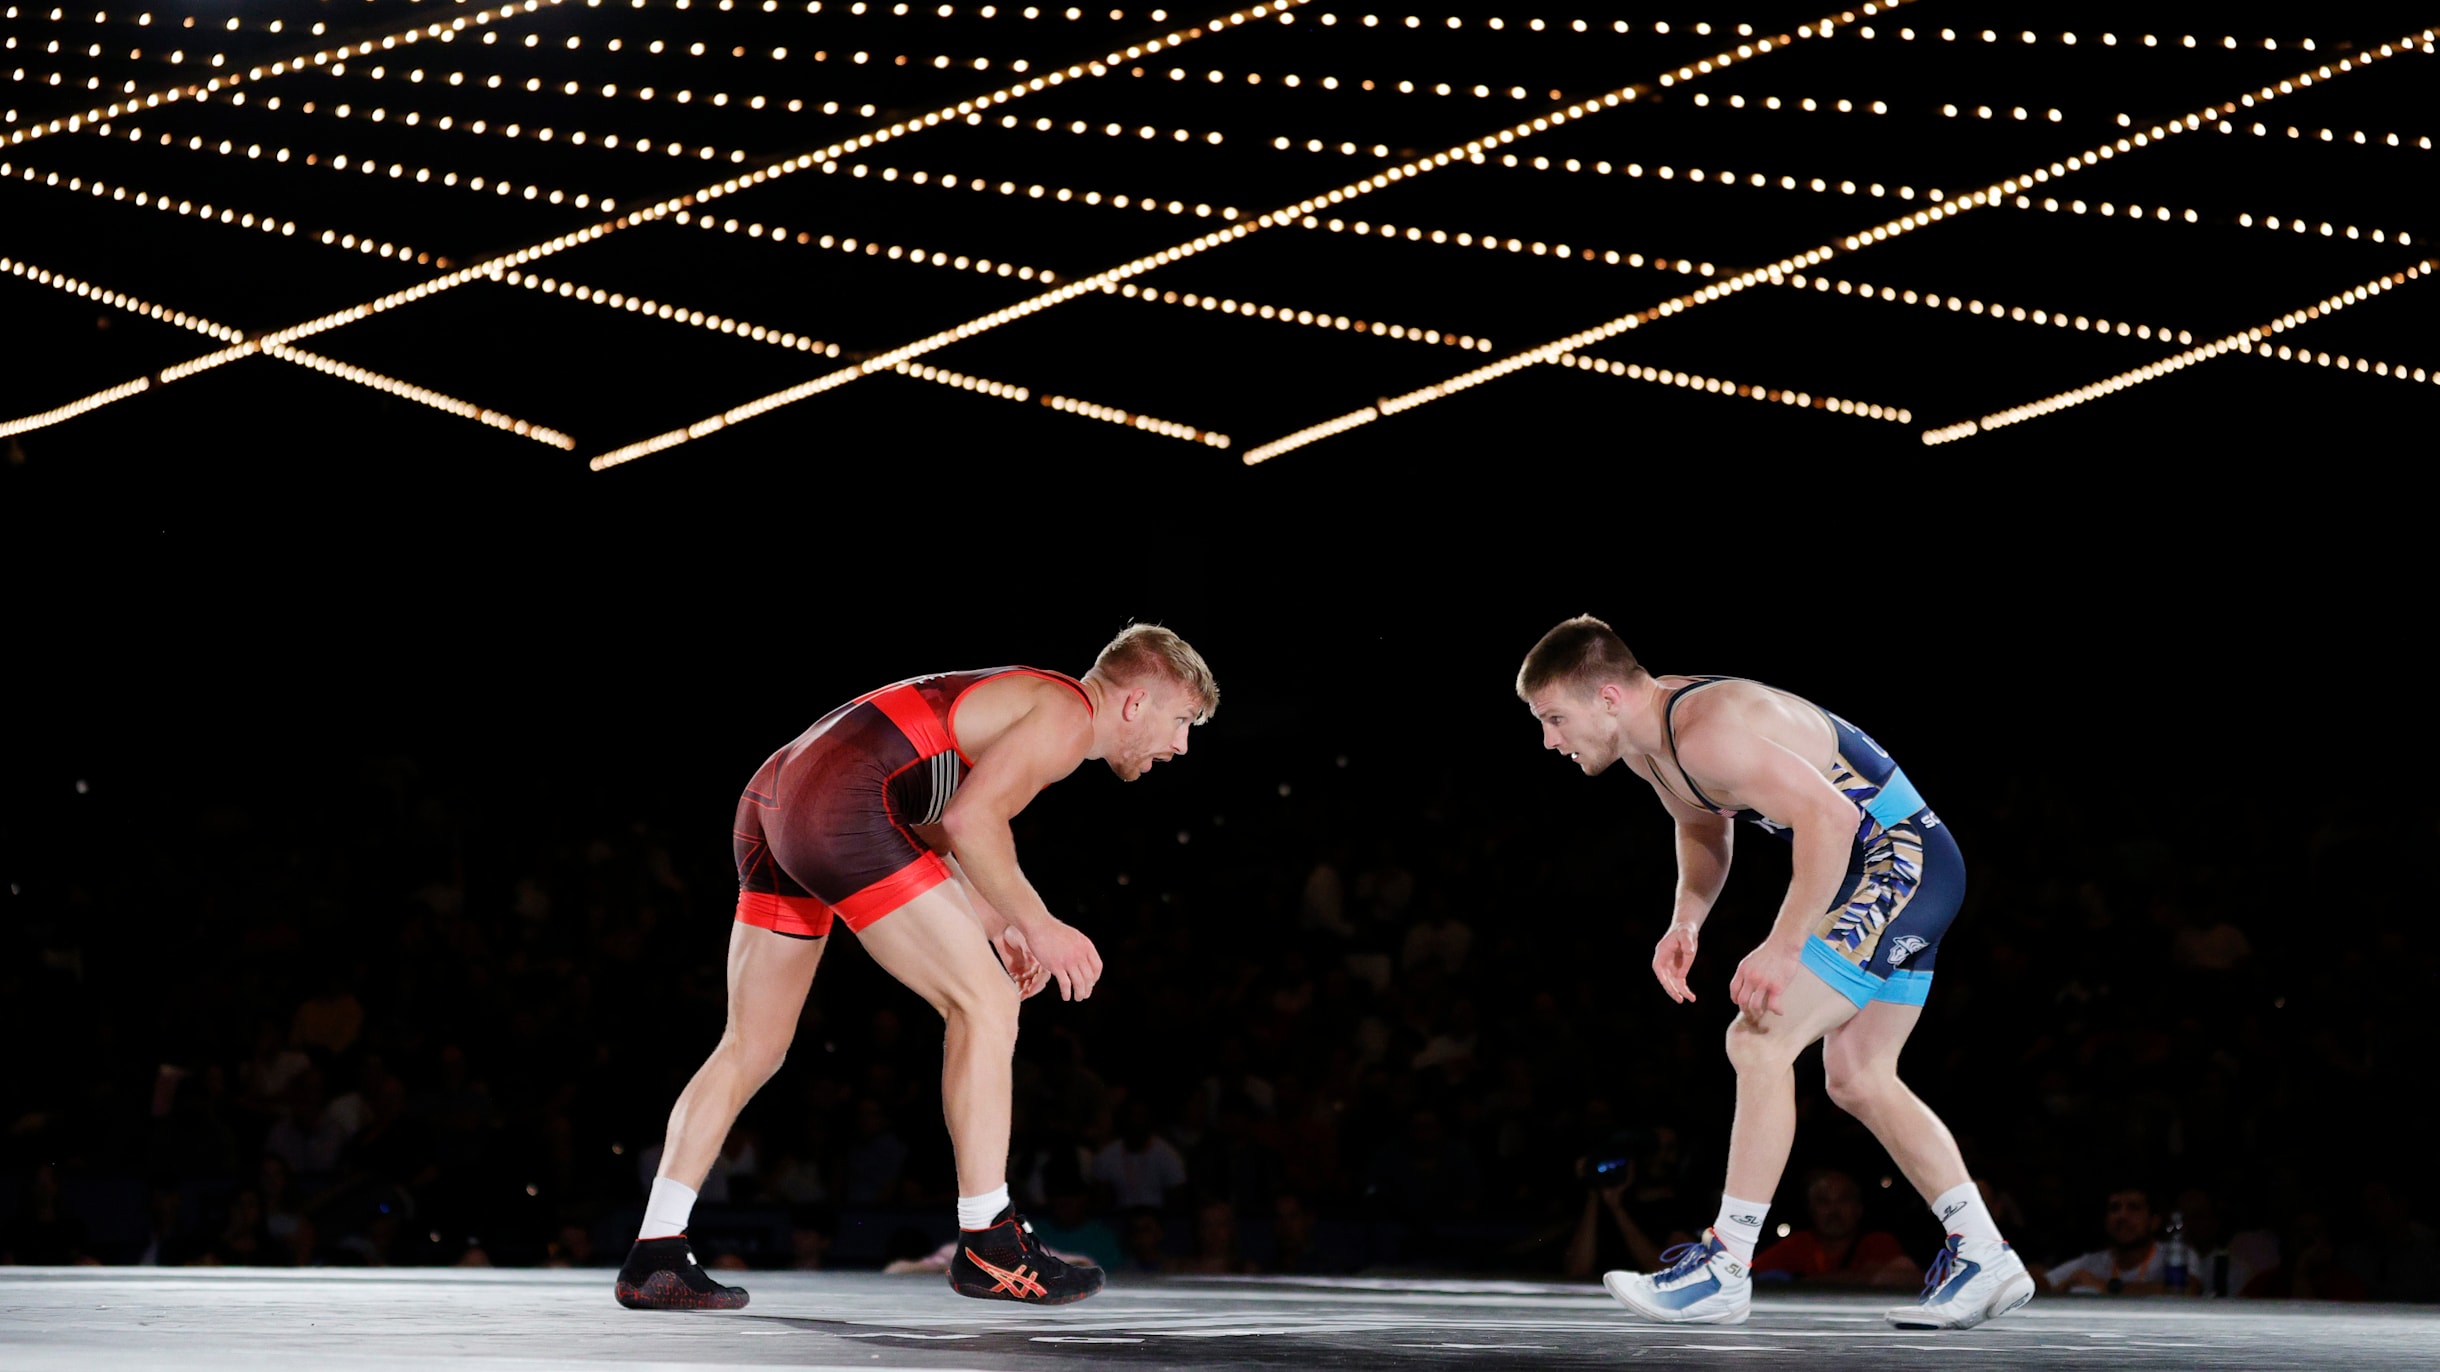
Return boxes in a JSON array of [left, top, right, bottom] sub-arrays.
[[965, 1248, 1049, 1299], [1939, 1201, 1967, 1222], [1729, 1214, 1762, 1227]]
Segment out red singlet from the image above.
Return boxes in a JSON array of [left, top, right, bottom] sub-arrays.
[[732, 668, 1091, 938]]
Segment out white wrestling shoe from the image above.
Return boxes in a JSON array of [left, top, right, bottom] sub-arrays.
[[1602, 1230, 1753, 1325], [1886, 1235, 2036, 1330]]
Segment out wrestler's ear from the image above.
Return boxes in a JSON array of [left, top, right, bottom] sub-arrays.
[[1597, 682, 1624, 713], [1122, 686, 1149, 721]]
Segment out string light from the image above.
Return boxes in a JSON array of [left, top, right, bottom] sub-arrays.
[[1768, 269, 2434, 399], [1294, 210, 1732, 283], [1922, 261, 2436, 443], [1687, 91, 1929, 118], [1553, 350, 1913, 423], [499, 267, 844, 354], [6, 0, 572, 150], [2217, 119, 2435, 153], [590, 5, 1901, 466], [1111, 279, 1488, 349], [782, 223, 1062, 281], [308, 63, 780, 166], [259, 339, 577, 447], [889, 357, 1235, 453], [2246, 341, 2436, 384], [88, 109, 620, 213], [891, 359, 1029, 400], [1781, 270, 2195, 348], [1, 250, 245, 342], [1860, 27, 2361, 54], [0, 152, 445, 258], [1040, 390, 1228, 445], [0, 372, 152, 438], [1241, 21, 2430, 462], [0, 252, 574, 443], [22, 0, 1295, 444], [830, 155, 1238, 220], [590, 215, 1259, 468]]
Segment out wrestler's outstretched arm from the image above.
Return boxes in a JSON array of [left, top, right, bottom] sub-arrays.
[[941, 693, 1107, 1002]]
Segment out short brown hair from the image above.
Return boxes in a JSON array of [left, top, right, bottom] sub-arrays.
[[1092, 624, 1218, 721], [1516, 615, 1643, 699]]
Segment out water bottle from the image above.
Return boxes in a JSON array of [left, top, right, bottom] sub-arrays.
[[2163, 1211, 2189, 1292]]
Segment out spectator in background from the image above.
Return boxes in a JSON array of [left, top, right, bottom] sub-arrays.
[[1365, 1109, 1479, 1221], [1176, 1198, 1257, 1275], [239, 1020, 311, 1113], [1028, 1163, 1123, 1271], [1401, 893, 1474, 978], [545, 1223, 598, 1268], [1121, 1208, 1172, 1274], [2169, 904, 2253, 974], [1300, 843, 1353, 940], [1270, 1193, 1326, 1274], [2, 1166, 97, 1265], [263, 1069, 356, 1177], [2242, 1209, 2368, 1301], [200, 1189, 277, 1267], [789, 1205, 836, 1271], [291, 972, 366, 1058], [2340, 1180, 2440, 1302], [1751, 1170, 1918, 1287], [842, 1098, 909, 1206], [1563, 1155, 1665, 1278], [1091, 1102, 1188, 1211], [2044, 1187, 2193, 1295], [257, 1152, 317, 1259], [135, 1185, 190, 1267]]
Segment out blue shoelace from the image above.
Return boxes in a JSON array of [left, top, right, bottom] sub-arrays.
[[1916, 1240, 1961, 1303], [1656, 1240, 1715, 1281]]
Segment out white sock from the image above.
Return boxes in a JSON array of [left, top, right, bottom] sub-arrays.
[[957, 1184, 1011, 1231], [1712, 1194, 1770, 1263], [640, 1177, 698, 1240], [1931, 1181, 2003, 1245]]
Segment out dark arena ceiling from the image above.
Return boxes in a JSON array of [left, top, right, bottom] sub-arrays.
[[3, 0, 2436, 501]]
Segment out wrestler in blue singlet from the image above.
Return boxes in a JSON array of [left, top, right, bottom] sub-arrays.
[[1652, 677, 1964, 1009]]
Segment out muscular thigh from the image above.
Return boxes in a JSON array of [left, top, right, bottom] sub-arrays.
[[853, 882, 1014, 1020], [1823, 999, 1923, 1079], [724, 921, 826, 1044]]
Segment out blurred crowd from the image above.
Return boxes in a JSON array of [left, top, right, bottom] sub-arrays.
[[4, 735, 2435, 1302]]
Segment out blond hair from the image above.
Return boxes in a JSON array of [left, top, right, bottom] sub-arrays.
[[1516, 614, 1644, 699], [1092, 624, 1218, 721]]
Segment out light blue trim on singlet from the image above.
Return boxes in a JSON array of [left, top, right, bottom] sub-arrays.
[[1878, 969, 1935, 1006], [1802, 936, 1883, 1010], [1862, 767, 1926, 830]]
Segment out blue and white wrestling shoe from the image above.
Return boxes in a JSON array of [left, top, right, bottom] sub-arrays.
[[1886, 1235, 2035, 1330], [1602, 1230, 1752, 1324]]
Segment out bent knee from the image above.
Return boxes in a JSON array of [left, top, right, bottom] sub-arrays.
[[1824, 1065, 1902, 1115], [718, 1031, 790, 1084], [943, 975, 1022, 1038], [1723, 1017, 1801, 1074]]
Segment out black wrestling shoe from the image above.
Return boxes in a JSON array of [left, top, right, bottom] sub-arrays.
[[614, 1235, 750, 1310], [948, 1208, 1105, 1304]]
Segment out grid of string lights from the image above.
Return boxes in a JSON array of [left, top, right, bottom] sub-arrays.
[[3, 0, 2434, 464]]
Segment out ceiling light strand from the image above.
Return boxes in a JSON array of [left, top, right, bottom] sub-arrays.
[[1922, 262, 2436, 443]]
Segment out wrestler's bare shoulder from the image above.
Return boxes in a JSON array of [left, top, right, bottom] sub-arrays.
[[950, 673, 1095, 761], [1662, 677, 1835, 759]]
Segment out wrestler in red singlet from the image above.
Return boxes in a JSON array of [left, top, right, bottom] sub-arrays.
[[615, 627, 1217, 1313], [730, 668, 1095, 941]]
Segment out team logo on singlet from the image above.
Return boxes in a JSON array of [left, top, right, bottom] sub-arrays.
[[1887, 935, 1929, 966]]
